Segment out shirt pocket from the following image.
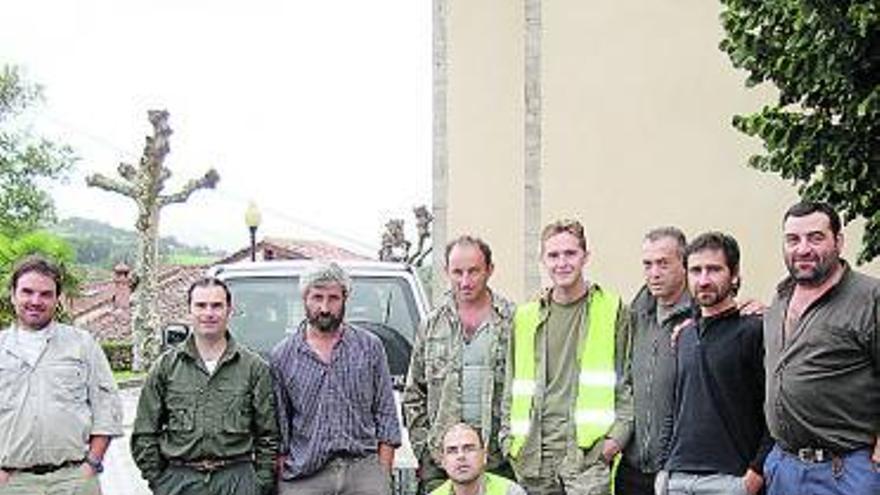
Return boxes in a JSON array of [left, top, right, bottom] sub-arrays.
[[166, 389, 196, 433], [48, 357, 88, 404], [221, 388, 254, 435]]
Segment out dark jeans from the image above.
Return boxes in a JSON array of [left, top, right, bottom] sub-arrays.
[[764, 444, 880, 495], [614, 462, 656, 495]]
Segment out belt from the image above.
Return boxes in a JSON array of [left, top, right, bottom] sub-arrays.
[[783, 446, 838, 463], [169, 454, 253, 473], [3, 459, 83, 475]]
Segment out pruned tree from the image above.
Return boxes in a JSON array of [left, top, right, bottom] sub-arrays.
[[87, 110, 219, 371], [719, 1, 880, 262], [378, 205, 433, 266]]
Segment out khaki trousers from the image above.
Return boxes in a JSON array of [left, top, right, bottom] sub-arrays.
[[0, 465, 101, 495]]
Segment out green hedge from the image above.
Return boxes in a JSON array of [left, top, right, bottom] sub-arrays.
[[101, 340, 133, 371]]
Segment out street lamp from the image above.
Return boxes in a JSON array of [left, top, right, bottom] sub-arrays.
[[244, 201, 262, 262]]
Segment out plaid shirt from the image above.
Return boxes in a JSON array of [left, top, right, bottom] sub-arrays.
[[270, 322, 402, 479]]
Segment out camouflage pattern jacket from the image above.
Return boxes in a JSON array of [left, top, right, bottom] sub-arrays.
[[403, 290, 515, 466]]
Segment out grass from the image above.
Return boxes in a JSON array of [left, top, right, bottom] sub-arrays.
[[112, 370, 147, 382]]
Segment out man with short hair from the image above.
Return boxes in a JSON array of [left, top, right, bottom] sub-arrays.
[[762, 202, 880, 494], [271, 262, 401, 495], [131, 277, 279, 495], [432, 423, 525, 495], [616, 227, 690, 495], [0, 255, 123, 494], [661, 232, 771, 495], [403, 235, 516, 492], [500, 219, 633, 495]]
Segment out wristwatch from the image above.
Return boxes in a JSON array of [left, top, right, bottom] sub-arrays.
[[85, 456, 104, 474]]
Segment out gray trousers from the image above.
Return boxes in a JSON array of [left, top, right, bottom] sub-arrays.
[[278, 454, 390, 495], [151, 462, 261, 495], [0, 465, 101, 495], [667, 472, 747, 495]]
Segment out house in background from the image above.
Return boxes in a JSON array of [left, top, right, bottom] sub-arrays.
[[71, 237, 371, 341]]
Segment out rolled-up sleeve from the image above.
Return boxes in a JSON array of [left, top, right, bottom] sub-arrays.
[[87, 337, 123, 437]]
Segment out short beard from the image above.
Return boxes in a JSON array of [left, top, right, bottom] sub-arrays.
[[308, 303, 345, 333], [786, 253, 838, 286]]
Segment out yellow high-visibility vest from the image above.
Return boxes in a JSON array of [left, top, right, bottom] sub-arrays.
[[430, 472, 515, 495], [508, 288, 619, 458]]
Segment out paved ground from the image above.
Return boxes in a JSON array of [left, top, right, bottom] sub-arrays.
[[100, 386, 151, 495], [99, 387, 417, 494]]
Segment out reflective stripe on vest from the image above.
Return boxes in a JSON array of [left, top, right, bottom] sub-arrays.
[[508, 288, 620, 459], [430, 472, 514, 495]]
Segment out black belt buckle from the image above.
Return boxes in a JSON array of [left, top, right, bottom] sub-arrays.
[[796, 447, 827, 463]]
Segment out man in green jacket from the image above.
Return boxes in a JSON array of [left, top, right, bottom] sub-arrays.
[[131, 277, 279, 495], [500, 219, 633, 495]]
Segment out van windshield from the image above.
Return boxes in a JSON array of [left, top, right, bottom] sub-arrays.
[[223, 275, 421, 358]]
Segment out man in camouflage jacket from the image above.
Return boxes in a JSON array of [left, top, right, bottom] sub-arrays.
[[403, 235, 516, 493]]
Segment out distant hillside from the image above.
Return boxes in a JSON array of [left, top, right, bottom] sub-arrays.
[[51, 217, 226, 270]]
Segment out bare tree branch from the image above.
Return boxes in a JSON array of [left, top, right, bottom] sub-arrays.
[[85, 173, 137, 198], [158, 168, 220, 206]]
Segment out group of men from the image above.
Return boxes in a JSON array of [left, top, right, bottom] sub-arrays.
[[403, 201, 879, 495], [0, 258, 403, 495], [0, 200, 877, 495]]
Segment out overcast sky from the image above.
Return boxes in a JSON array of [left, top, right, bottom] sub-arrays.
[[1, 0, 431, 256]]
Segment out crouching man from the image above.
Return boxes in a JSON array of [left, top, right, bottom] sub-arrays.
[[433, 423, 525, 495]]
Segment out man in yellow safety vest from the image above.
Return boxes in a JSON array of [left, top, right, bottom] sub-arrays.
[[500, 219, 633, 495], [432, 423, 526, 495]]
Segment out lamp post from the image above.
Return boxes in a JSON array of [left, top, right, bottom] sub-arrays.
[[244, 201, 262, 262]]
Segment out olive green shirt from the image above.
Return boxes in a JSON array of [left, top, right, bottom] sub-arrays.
[[500, 284, 634, 480], [131, 333, 279, 493]]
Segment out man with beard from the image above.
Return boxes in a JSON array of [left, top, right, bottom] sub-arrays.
[[616, 227, 691, 495], [660, 232, 772, 495], [762, 202, 880, 495], [403, 235, 516, 493], [270, 262, 401, 495], [0, 255, 122, 494], [431, 423, 525, 495], [131, 277, 279, 495]]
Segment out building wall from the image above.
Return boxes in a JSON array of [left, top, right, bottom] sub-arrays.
[[436, 0, 880, 302]]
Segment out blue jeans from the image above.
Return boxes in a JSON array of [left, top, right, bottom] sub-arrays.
[[764, 444, 880, 495]]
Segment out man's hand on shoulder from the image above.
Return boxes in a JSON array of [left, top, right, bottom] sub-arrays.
[[742, 468, 763, 495], [737, 298, 766, 316], [0, 468, 10, 485], [670, 318, 693, 348], [601, 437, 621, 464]]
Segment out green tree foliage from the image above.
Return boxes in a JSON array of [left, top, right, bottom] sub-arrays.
[[0, 230, 82, 327], [0, 65, 76, 235], [719, 1, 880, 263]]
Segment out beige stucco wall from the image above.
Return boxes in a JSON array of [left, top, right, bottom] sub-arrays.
[[437, 0, 879, 303], [443, 0, 526, 299]]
